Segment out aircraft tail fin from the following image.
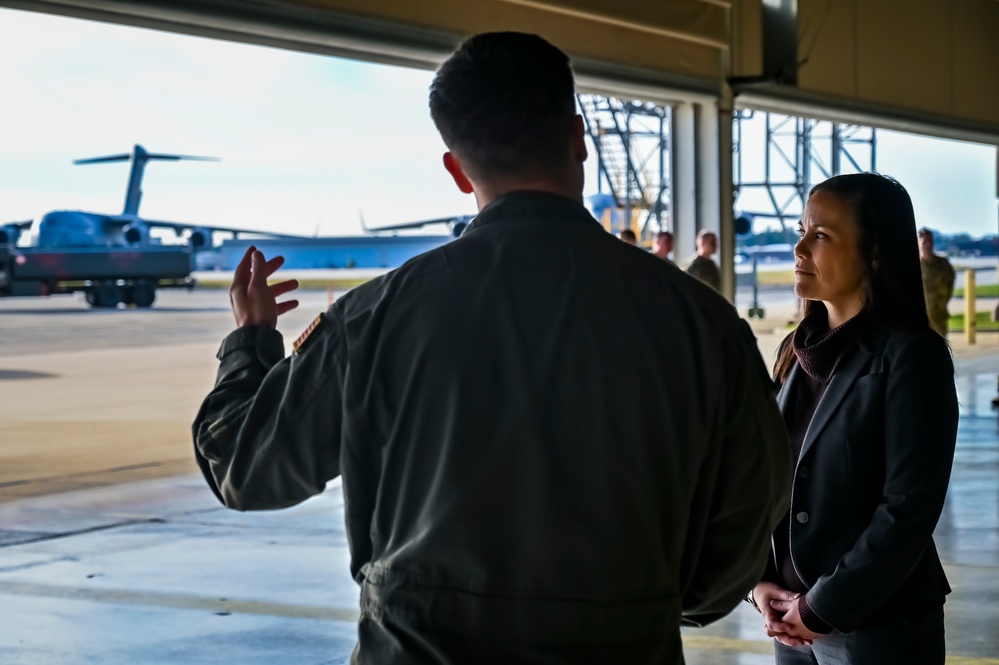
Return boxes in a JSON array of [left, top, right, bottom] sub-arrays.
[[73, 144, 219, 216], [73, 153, 132, 165], [74, 144, 220, 166]]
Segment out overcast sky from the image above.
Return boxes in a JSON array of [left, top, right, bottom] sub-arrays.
[[0, 8, 996, 238]]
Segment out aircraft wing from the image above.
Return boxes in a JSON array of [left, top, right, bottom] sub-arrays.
[[361, 215, 467, 233], [139, 218, 307, 240]]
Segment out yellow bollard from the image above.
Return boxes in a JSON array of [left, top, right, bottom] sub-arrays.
[[965, 269, 976, 345]]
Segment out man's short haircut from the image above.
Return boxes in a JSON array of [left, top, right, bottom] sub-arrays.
[[657, 230, 673, 239], [918, 227, 933, 239], [619, 229, 637, 242], [429, 32, 577, 182]]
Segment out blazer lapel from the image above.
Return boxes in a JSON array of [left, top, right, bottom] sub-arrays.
[[798, 345, 874, 462]]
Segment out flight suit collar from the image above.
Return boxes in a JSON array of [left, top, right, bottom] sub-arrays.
[[465, 190, 601, 232]]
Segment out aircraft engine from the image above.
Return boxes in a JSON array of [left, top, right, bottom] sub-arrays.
[[122, 221, 150, 245], [0, 224, 22, 245], [734, 213, 754, 238], [450, 216, 473, 238], [187, 227, 212, 250]]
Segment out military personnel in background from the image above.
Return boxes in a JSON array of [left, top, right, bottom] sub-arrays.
[[653, 230, 674, 263], [686, 230, 721, 291], [918, 228, 955, 337]]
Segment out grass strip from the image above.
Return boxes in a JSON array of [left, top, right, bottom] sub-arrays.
[[948, 311, 999, 332], [953, 284, 999, 298]]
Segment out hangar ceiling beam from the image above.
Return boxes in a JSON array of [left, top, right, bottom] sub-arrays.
[[736, 0, 999, 146], [5, 0, 999, 142], [735, 80, 999, 148], [0, 0, 726, 104]]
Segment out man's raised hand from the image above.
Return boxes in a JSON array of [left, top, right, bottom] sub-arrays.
[[229, 246, 300, 328]]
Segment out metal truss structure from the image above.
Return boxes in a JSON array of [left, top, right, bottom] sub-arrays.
[[733, 110, 877, 231], [577, 95, 671, 240], [578, 95, 877, 239]]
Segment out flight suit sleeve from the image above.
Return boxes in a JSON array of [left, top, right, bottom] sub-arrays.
[[681, 318, 792, 626], [191, 311, 346, 511]]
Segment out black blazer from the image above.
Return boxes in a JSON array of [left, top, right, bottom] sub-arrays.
[[771, 325, 958, 632]]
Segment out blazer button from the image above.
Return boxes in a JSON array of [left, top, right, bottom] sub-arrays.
[[799, 466, 810, 479], [796, 511, 809, 524]]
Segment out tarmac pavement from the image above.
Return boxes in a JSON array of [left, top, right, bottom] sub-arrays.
[[1, 289, 998, 663]]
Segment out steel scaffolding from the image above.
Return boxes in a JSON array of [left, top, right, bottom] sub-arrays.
[[733, 110, 877, 232], [577, 95, 878, 240], [577, 94, 672, 241]]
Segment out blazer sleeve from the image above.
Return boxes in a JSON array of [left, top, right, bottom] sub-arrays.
[[804, 332, 958, 631]]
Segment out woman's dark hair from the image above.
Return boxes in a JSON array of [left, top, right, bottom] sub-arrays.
[[773, 172, 930, 382]]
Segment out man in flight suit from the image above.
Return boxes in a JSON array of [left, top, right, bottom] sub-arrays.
[[193, 32, 791, 664]]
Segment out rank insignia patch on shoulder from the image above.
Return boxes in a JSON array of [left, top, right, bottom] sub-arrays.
[[293, 313, 324, 354]]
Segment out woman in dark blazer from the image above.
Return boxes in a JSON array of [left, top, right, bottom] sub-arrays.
[[751, 173, 958, 664]]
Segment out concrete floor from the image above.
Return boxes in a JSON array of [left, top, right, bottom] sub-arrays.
[[1, 290, 998, 663]]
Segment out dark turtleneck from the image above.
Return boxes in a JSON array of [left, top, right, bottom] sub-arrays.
[[776, 307, 868, 634]]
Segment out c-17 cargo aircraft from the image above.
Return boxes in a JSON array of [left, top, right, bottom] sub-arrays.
[[0, 144, 303, 250], [0, 144, 303, 308]]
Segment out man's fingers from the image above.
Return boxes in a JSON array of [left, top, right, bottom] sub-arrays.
[[249, 250, 269, 290], [271, 279, 299, 298], [264, 254, 286, 277], [232, 246, 255, 289], [276, 299, 300, 317]]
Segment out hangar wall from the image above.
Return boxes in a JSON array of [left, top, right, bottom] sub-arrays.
[[795, 0, 999, 130]]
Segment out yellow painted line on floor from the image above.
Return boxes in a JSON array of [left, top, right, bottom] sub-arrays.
[[0, 580, 360, 622], [682, 634, 999, 664], [682, 634, 774, 655]]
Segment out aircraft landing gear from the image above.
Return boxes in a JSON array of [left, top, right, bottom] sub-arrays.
[[86, 280, 156, 308], [130, 280, 156, 308], [88, 281, 122, 308], [746, 256, 765, 319]]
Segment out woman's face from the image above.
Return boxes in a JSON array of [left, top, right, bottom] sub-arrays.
[[794, 190, 868, 314]]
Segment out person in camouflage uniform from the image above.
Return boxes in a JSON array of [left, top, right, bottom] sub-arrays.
[[918, 228, 955, 337]]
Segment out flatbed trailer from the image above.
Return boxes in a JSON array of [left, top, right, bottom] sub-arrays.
[[0, 245, 194, 308]]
